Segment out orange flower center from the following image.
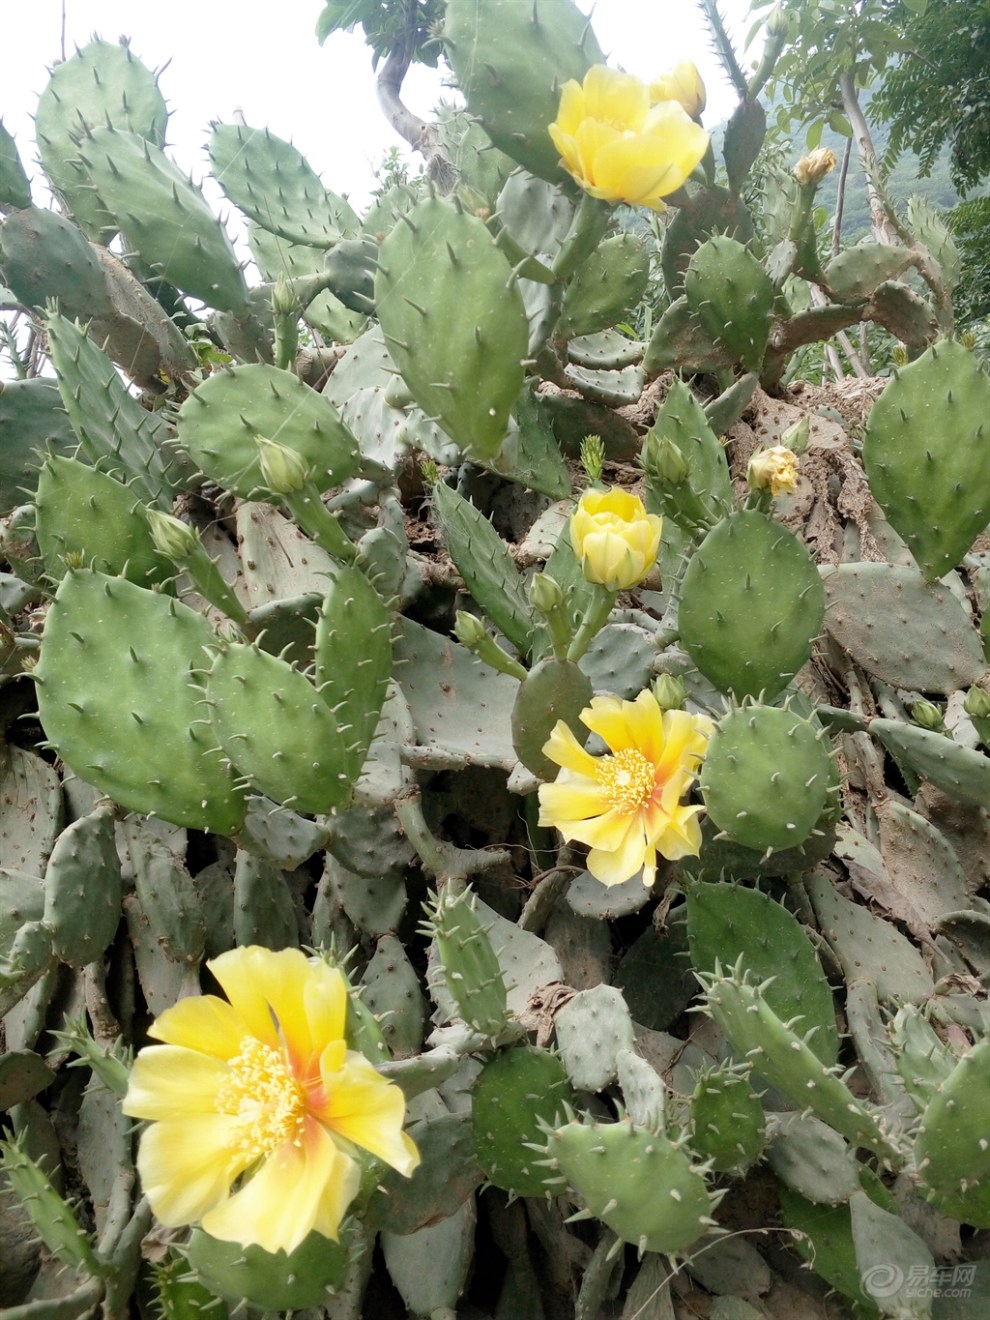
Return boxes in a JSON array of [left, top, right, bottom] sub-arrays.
[[596, 747, 656, 813], [216, 1037, 307, 1159]]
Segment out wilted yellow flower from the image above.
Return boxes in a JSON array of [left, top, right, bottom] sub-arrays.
[[571, 487, 663, 590], [793, 148, 837, 186], [649, 62, 706, 119], [549, 66, 709, 210], [123, 946, 419, 1254], [538, 690, 714, 886], [747, 445, 800, 498]]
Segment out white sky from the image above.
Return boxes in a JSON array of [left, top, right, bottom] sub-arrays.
[[1, 0, 762, 212]]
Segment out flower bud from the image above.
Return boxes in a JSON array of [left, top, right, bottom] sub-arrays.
[[653, 672, 687, 711], [454, 611, 488, 649], [747, 446, 799, 498], [146, 508, 200, 561], [911, 700, 944, 732], [780, 415, 811, 456], [794, 148, 837, 187], [580, 434, 605, 485], [529, 572, 564, 615], [256, 434, 311, 494], [963, 687, 990, 720], [650, 62, 706, 119], [570, 488, 663, 591], [643, 431, 689, 487], [272, 276, 300, 318]]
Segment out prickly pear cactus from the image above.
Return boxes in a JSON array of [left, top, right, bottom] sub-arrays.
[[1, 4, 989, 1317]]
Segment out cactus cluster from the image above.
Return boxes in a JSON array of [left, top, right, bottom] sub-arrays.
[[1, 2, 988, 1317]]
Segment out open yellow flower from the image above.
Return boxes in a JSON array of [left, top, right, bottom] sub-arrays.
[[538, 690, 713, 887], [571, 487, 663, 590], [548, 65, 709, 209], [123, 946, 419, 1254]]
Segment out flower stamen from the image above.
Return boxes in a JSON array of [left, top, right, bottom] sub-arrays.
[[216, 1037, 306, 1158], [597, 747, 656, 813]]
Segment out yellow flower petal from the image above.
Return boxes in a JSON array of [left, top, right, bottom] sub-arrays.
[[582, 65, 649, 128], [147, 994, 245, 1060], [537, 777, 611, 826], [123, 1045, 228, 1120], [587, 828, 655, 887], [136, 1115, 248, 1228], [321, 1054, 421, 1176], [542, 719, 601, 777], [201, 1121, 360, 1254]]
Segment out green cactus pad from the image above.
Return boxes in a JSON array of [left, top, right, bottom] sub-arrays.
[[177, 362, 359, 498], [554, 984, 635, 1092], [686, 881, 838, 1065], [45, 312, 176, 510], [678, 511, 825, 700], [43, 804, 122, 967], [512, 658, 592, 780], [869, 718, 990, 808], [427, 886, 509, 1038], [205, 643, 354, 815], [314, 564, 392, 784], [472, 1045, 573, 1197], [545, 1115, 714, 1254], [700, 705, 834, 852], [0, 206, 113, 319], [375, 197, 528, 460], [700, 970, 895, 1161], [822, 561, 987, 693], [689, 1067, 766, 1173], [0, 120, 32, 210], [35, 570, 246, 833], [862, 339, 990, 580], [210, 123, 358, 248], [0, 377, 78, 515], [185, 1228, 352, 1311], [0, 1134, 104, 1275], [915, 1038, 990, 1226], [76, 127, 249, 313], [35, 38, 167, 240], [824, 243, 914, 300], [685, 235, 775, 373], [558, 234, 650, 340], [444, 0, 604, 184], [430, 480, 535, 654], [643, 294, 735, 376], [34, 456, 169, 586]]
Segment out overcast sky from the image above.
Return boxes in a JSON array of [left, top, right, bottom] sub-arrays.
[[1, 0, 761, 212]]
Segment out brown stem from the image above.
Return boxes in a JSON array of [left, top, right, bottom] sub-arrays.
[[375, 38, 455, 191]]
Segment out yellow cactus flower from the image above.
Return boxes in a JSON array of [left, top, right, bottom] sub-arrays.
[[650, 62, 707, 119], [538, 689, 714, 886], [747, 445, 800, 498], [793, 148, 837, 186], [549, 65, 709, 210], [571, 487, 663, 590], [123, 946, 419, 1254]]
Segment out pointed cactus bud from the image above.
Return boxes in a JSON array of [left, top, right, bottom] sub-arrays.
[[963, 687, 990, 746], [256, 434, 311, 494], [643, 431, 690, 487], [580, 434, 605, 485], [529, 572, 565, 616], [794, 148, 837, 187], [454, 610, 488, 650], [779, 414, 811, 456], [911, 699, 945, 732], [147, 508, 200, 562], [454, 611, 527, 680], [747, 445, 799, 497], [653, 673, 687, 712], [272, 275, 301, 317]]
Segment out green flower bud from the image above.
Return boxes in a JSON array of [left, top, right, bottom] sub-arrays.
[[963, 687, 990, 720], [643, 431, 689, 486], [454, 611, 488, 649], [580, 434, 605, 485], [653, 673, 687, 711], [529, 572, 565, 615], [780, 415, 811, 456], [272, 276, 301, 318], [911, 700, 944, 732], [256, 435, 311, 494], [146, 508, 200, 561]]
